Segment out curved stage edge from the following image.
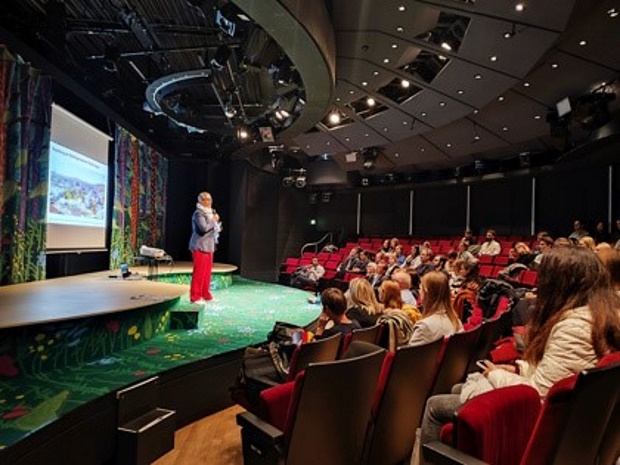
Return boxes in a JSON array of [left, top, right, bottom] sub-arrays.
[[0, 264, 318, 465]]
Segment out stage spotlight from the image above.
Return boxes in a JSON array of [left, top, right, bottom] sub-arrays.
[[519, 152, 531, 168], [103, 45, 120, 73], [361, 177, 370, 187], [295, 174, 307, 189], [474, 159, 485, 174], [237, 127, 249, 140], [362, 147, 379, 170], [282, 175, 295, 187], [328, 112, 341, 125], [308, 193, 318, 204], [321, 192, 332, 203], [367, 97, 376, 107]]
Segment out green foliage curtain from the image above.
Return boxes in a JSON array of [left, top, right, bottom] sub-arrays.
[[0, 46, 52, 285], [110, 125, 168, 269]]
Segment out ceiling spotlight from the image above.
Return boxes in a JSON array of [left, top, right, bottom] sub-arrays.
[[373, 70, 380, 76], [361, 177, 370, 187], [503, 31, 513, 39], [362, 147, 379, 170], [534, 115, 541, 120], [224, 104, 237, 118], [238, 128, 249, 139], [401, 79, 410, 88], [523, 81, 531, 87], [392, 43, 399, 49], [515, 3, 525, 12], [275, 110, 284, 120], [295, 171, 307, 189], [608, 8, 618, 17], [579, 40, 587, 46], [490, 55, 498, 62], [440, 41, 453, 51], [551, 63, 559, 69], [473, 135, 481, 142], [438, 55, 448, 61], [282, 175, 295, 187], [210, 44, 231, 71], [502, 126, 509, 131], [446, 143, 452, 148], [457, 89, 464, 95], [328, 112, 341, 125], [396, 27, 404, 33], [367, 97, 376, 107], [321, 192, 332, 203], [383, 58, 390, 64], [421, 112, 427, 117], [398, 5, 406, 11], [498, 96, 505, 102], [439, 101, 446, 107], [280, 109, 290, 118], [474, 74, 483, 80]]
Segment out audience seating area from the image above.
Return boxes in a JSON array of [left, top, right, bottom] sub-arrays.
[[279, 235, 539, 289]]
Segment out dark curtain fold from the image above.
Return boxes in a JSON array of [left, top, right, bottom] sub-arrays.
[[110, 125, 168, 269], [0, 45, 52, 284]]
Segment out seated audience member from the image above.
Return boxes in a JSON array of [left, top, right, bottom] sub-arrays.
[[597, 248, 620, 293], [444, 251, 458, 275], [346, 277, 384, 327], [367, 261, 387, 289], [389, 237, 400, 251], [378, 280, 421, 320], [612, 218, 620, 243], [415, 248, 436, 277], [380, 238, 391, 254], [394, 244, 406, 266], [409, 271, 463, 346], [351, 250, 370, 274], [314, 287, 361, 339], [290, 257, 325, 289], [377, 280, 420, 349], [392, 270, 417, 306], [593, 220, 610, 244], [456, 239, 475, 263], [554, 236, 573, 247], [432, 254, 447, 273], [533, 235, 554, 268], [336, 247, 360, 276], [511, 242, 536, 267], [420, 247, 620, 447], [385, 253, 401, 279], [478, 229, 501, 256], [403, 244, 420, 269], [578, 235, 596, 251], [452, 260, 482, 321], [568, 218, 589, 243], [462, 228, 477, 245]]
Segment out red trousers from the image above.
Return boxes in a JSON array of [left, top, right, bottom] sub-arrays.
[[190, 250, 213, 302]]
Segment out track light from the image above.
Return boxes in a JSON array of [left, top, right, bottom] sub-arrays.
[[210, 45, 231, 71], [328, 112, 341, 125]]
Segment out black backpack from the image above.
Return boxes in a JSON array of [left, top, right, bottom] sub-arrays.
[[477, 279, 520, 319]]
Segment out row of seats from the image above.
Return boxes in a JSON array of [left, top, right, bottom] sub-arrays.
[[236, 308, 513, 465], [479, 266, 539, 286]]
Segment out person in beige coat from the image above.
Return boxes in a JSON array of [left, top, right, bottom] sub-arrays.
[[420, 246, 620, 446]]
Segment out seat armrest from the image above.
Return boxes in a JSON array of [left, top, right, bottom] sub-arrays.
[[237, 411, 284, 446], [423, 442, 488, 465]]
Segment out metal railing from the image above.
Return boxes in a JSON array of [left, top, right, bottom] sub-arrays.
[[300, 232, 334, 256]]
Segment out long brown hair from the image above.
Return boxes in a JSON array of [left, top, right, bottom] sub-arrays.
[[379, 280, 403, 310], [420, 271, 461, 331], [525, 247, 620, 365]]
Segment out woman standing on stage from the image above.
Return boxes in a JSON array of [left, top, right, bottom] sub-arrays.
[[189, 191, 221, 303]]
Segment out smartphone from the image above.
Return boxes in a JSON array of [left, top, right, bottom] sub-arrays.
[[291, 330, 303, 345], [120, 262, 129, 278], [476, 360, 488, 371]]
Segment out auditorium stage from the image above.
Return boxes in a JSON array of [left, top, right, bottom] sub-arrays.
[[0, 265, 319, 456]]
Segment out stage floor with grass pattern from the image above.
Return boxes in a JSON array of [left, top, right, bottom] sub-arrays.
[[0, 271, 319, 450]]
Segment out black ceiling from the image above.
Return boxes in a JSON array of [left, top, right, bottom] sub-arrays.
[[1, 0, 619, 182]]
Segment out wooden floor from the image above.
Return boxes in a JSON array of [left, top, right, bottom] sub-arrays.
[[154, 405, 245, 465]]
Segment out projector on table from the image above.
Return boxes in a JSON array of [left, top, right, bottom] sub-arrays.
[[140, 245, 167, 259]]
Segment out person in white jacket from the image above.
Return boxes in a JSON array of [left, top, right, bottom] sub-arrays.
[[419, 246, 620, 447]]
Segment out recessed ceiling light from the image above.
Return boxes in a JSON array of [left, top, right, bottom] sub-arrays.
[[446, 143, 452, 148], [362, 81, 368, 86], [328, 112, 341, 124], [364, 133, 369, 137], [503, 31, 513, 39], [392, 43, 398, 49], [474, 135, 481, 141], [441, 42, 452, 51], [515, 3, 525, 12], [394, 153, 399, 157], [474, 74, 483, 80], [421, 112, 427, 117], [367, 97, 376, 107], [349, 90, 355, 94], [403, 120, 408, 125], [345, 137, 350, 142], [420, 147, 425, 152], [490, 55, 498, 62], [326, 141, 331, 145], [335, 97, 341, 102], [473, 109, 479, 114], [306, 144, 310, 149], [383, 127, 389, 132], [523, 81, 531, 87], [502, 126, 509, 131], [383, 58, 390, 64], [498, 96, 505, 102], [398, 5, 406, 11], [438, 55, 448, 61], [551, 63, 559, 69], [373, 71, 379, 76], [396, 27, 404, 33], [534, 115, 541, 120], [401, 79, 410, 88], [579, 40, 587, 46], [439, 102, 446, 107], [608, 8, 618, 17], [457, 89, 464, 95]]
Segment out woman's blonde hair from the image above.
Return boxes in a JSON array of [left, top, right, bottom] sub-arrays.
[[578, 236, 596, 251], [349, 277, 384, 315], [420, 271, 461, 331], [379, 280, 403, 310]]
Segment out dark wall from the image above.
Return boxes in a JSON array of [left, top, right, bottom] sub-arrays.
[[316, 191, 359, 243], [414, 185, 467, 236], [470, 177, 532, 236], [536, 164, 608, 238], [360, 189, 410, 236]]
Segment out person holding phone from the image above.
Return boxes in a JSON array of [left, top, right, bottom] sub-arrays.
[[419, 247, 620, 448], [189, 191, 221, 303]]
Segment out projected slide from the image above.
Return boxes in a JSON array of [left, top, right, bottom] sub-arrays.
[[47, 141, 108, 227]]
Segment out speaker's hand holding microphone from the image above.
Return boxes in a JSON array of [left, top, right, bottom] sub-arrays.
[[212, 209, 220, 223]]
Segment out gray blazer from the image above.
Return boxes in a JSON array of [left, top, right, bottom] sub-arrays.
[[189, 209, 217, 253]]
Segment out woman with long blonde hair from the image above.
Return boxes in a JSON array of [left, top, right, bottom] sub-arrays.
[[346, 278, 384, 327], [409, 271, 462, 346]]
